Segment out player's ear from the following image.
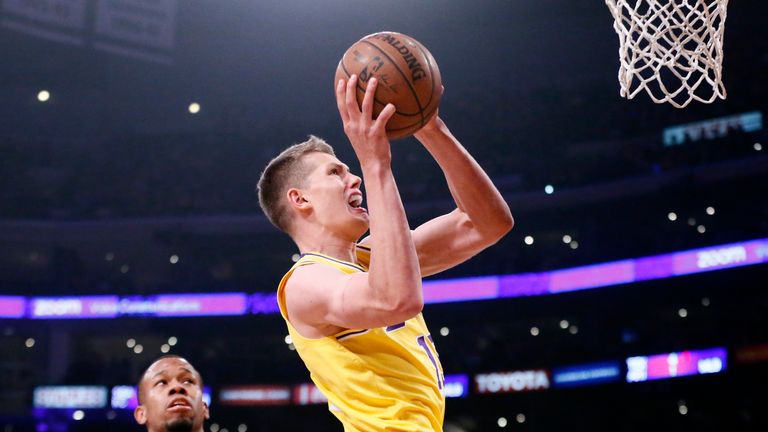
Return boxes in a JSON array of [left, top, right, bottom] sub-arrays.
[[134, 405, 147, 425], [203, 401, 210, 420], [287, 188, 311, 210]]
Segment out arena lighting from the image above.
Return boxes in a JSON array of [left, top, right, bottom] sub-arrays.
[[37, 90, 50, 102], [755, 143, 763, 151], [7, 237, 767, 319], [668, 212, 678, 221]]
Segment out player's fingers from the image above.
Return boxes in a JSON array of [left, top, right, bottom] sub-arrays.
[[335, 78, 350, 123], [361, 77, 377, 120], [373, 103, 396, 132], [345, 74, 359, 117]]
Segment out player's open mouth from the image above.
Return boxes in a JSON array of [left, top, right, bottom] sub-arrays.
[[347, 193, 367, 213], [166, 398, 192, 412]]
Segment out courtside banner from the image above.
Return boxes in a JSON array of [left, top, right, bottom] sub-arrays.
[[734, 343, 768, 365], [475, 370, 550, 394], [33, 386, 108, 409], [626, 347, 727, 383], [444, 374, 470, 398], [293, 383, 328, 405], [552, 361, 621, 388], [219, 385, 291, 406]]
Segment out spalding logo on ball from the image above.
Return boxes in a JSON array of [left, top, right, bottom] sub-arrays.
[[335, 31, 442, 140]]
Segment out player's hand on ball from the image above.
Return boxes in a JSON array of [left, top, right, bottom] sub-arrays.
[[336, 74, 397, 164], [413, 85, 445, 139]]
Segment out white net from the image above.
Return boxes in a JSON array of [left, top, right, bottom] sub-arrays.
[[605, 0, 729, 108]]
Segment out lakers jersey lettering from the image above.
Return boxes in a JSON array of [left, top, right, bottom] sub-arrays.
[[277, 245, 445, 432]]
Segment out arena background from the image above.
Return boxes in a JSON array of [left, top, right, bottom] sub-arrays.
[[1, 0, 766, 431]]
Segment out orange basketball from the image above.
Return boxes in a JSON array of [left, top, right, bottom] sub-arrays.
[[335, 31, 442, 140]]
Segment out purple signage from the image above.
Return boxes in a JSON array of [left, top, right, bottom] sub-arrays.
[[423, 276, 498, 304], [0, 296, 26, 318], [153, 293, 248, 317], [12, 237, 768, 319], [30, 296, 119, 319], [251, 293, 280, 315], [29, 294, 248, 319]]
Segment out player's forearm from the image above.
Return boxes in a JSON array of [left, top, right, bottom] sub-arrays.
[[360, 161, 423, 311], [416, 121, 514, 238]]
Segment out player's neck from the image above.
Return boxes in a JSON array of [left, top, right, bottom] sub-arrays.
[[296, 233, 358, 264]]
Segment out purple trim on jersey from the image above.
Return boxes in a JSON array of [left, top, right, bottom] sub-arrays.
[[301, 253, 365, 272], [386, 322, 406, 332]]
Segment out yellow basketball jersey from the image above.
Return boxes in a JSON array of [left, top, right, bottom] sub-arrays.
[[277, 244, 445, 432]]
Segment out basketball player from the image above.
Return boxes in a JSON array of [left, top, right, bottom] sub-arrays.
[[257, 75, 513, 431], [134, 355, 209, 432]]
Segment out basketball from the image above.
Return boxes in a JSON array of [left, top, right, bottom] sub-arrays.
[[335, 31, 442, 140]]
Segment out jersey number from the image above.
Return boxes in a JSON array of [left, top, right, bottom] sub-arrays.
[[417, 335, 444, 390], [386, 322, 444, 389]]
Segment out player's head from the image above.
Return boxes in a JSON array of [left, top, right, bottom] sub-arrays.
[[134, 355, 209, 432], [258, 136, 368, 241]]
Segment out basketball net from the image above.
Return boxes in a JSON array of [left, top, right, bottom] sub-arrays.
[[605, 0, 729, 108]]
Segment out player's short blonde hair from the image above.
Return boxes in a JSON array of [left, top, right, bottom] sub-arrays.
[[257, 136, 335, 233]]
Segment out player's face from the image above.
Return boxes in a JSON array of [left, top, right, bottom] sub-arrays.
[[134, 357, 209, 432], [301, 152, 368, 240]]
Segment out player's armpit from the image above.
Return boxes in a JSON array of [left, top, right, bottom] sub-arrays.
[[284, 263, 422, 338]]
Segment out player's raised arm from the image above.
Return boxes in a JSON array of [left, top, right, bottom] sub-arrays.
[[284, 75, 422, 335], [410, 113, 514, 277]]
